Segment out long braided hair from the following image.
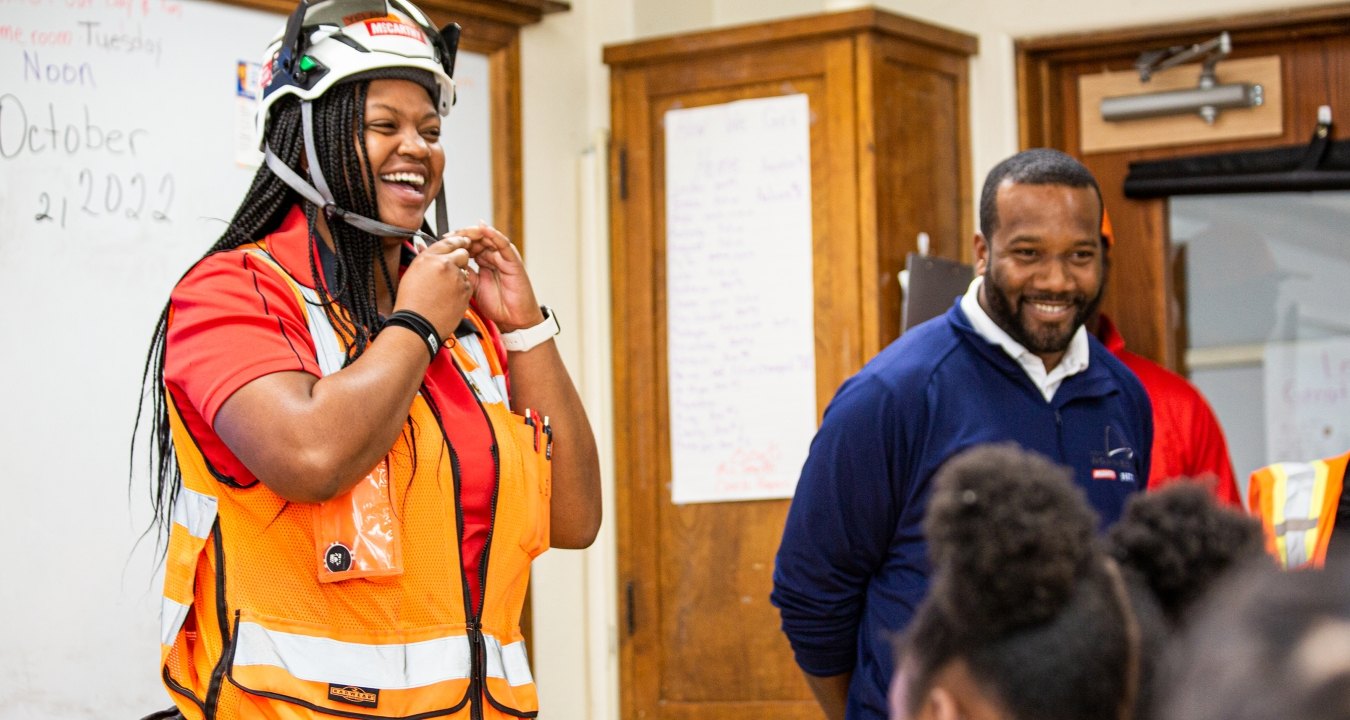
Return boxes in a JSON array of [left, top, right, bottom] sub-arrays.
[[132, 79, 402, 539]]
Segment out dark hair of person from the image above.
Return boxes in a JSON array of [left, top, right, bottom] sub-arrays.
[[978, 148, 1104, 242], [132, 78, 413, 540], [1105, 482, 1270, 627], [1103, 482, 1272, 720], [1153, 558, 1350, 720], [901, 443, 1139, 720]]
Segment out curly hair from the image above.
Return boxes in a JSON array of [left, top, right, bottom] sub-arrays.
[[898, 452, 1278, 720], [1106, 482, 1270, 626], [924, 443, 1097, 635], [903, 443, 1134, 720]]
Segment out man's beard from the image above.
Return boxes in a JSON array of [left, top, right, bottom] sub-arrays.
[[982, 266, 1105, 356]]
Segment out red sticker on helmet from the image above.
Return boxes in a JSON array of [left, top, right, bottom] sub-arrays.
[[364, 18, 426, 43], [259, 52, 275, 91]]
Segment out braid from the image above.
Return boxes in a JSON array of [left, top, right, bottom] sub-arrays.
[[307, 81, 394, 364], [133, 80, 398, 542]]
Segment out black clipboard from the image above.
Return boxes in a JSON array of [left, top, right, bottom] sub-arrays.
[[901, 253, 974, 333]]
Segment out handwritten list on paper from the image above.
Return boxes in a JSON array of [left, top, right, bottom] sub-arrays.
[[1264, 337, 1350, 464], [665, 93, 816, 505]]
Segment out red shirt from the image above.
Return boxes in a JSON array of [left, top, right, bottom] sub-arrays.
[[164, 205, 497, 611], [1096, 314, 1241, 506]]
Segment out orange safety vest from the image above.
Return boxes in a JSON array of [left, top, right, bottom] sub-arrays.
[[158, 246, 551, 719], [1249, 451, 1348, 569]]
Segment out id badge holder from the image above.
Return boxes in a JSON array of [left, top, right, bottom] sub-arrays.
[[313, 460, 404, 582]]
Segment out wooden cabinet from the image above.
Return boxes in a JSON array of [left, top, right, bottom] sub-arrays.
[[605, 9, 975, 718]]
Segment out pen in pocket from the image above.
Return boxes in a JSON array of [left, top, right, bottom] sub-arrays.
[[523, 408, 539, 451]]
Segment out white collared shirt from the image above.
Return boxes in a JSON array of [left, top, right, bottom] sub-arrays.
[[959, 275, 1090, 402]]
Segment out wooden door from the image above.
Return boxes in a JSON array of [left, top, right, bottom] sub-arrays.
[[607, 24, 866, 720], [607, 10, 974, 717], [1017, 5, 1350, 369]]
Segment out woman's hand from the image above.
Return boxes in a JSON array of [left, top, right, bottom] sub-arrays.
[[395, 234, 475, 340], [455, 222, 544, 331]]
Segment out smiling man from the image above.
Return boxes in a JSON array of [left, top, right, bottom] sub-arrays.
[[771, 149, 1153, 720]]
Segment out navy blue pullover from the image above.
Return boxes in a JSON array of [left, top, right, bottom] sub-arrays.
[[770, 302, 1152, 719]]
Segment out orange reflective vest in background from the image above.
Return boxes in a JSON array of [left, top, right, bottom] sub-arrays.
[[1249, 451, 1349, 569], [159, 247, 551, 719]]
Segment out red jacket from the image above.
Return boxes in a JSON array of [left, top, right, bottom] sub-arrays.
[[1096, 314, 1241, 506]]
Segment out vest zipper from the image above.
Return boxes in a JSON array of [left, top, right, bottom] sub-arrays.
[[445, 436, 483, 720], [203, 518, 231, 719], [450, 359, 504, 720]]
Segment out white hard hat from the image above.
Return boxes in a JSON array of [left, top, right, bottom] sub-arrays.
[[256, 0, 461, 245], [257, 0, 458, 143]]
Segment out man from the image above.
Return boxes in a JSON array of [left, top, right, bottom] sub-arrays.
[[1093, 212, 1240, 505], [771, 148, 1153, 719]]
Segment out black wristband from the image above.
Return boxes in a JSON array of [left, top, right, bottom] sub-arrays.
[[384, 309, 441, 362]]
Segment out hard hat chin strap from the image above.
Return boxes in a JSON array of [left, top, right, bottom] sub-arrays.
[[264, 100, 445, 247]]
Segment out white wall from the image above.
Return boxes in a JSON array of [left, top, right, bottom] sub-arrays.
[[516, 0, 635, 717], [515, 1, 1346, 718]]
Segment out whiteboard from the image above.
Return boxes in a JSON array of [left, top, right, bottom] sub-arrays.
[[0, 1, 491, 716], [664, 94, 817, 505]]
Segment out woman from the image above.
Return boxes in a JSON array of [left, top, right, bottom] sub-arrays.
[[135, 1, 600, 717], [888, 445, 1266, 720]]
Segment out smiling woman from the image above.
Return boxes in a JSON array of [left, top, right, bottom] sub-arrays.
[[131, 1, 601, 718], [364, 79, 446, 233]]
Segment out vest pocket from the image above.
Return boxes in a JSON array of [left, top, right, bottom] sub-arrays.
[[505, 412, 552, 559], [311, 459, 404, 583]]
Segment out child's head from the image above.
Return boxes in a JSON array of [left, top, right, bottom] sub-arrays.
[[1105, 481, 1269, 626], [892, 445, 1269, 720], [892, 444, 1139, 720], [1154, 558, 1350, 720]]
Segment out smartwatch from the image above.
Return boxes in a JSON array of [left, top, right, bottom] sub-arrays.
[[500, 306, 560, 352]]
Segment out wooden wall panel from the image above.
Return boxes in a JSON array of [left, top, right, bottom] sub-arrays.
[[869, 38, 969, 350]]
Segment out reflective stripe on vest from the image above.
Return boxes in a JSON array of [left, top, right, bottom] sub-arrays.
[[456, 332, 509, 408], [233, 622, 535, 688], [160, 486, 218, 647], [241, 248, 346, 374], [1258, 459, 1335, 568], [1269, 461, 1323, 570]]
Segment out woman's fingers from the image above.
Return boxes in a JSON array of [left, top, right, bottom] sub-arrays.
[[453, 225, 523, 273], [422, 234, 471, 256], [453, 223, 512, 249], [418, 241, 472, 270], [478, 222, 513, 247]]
